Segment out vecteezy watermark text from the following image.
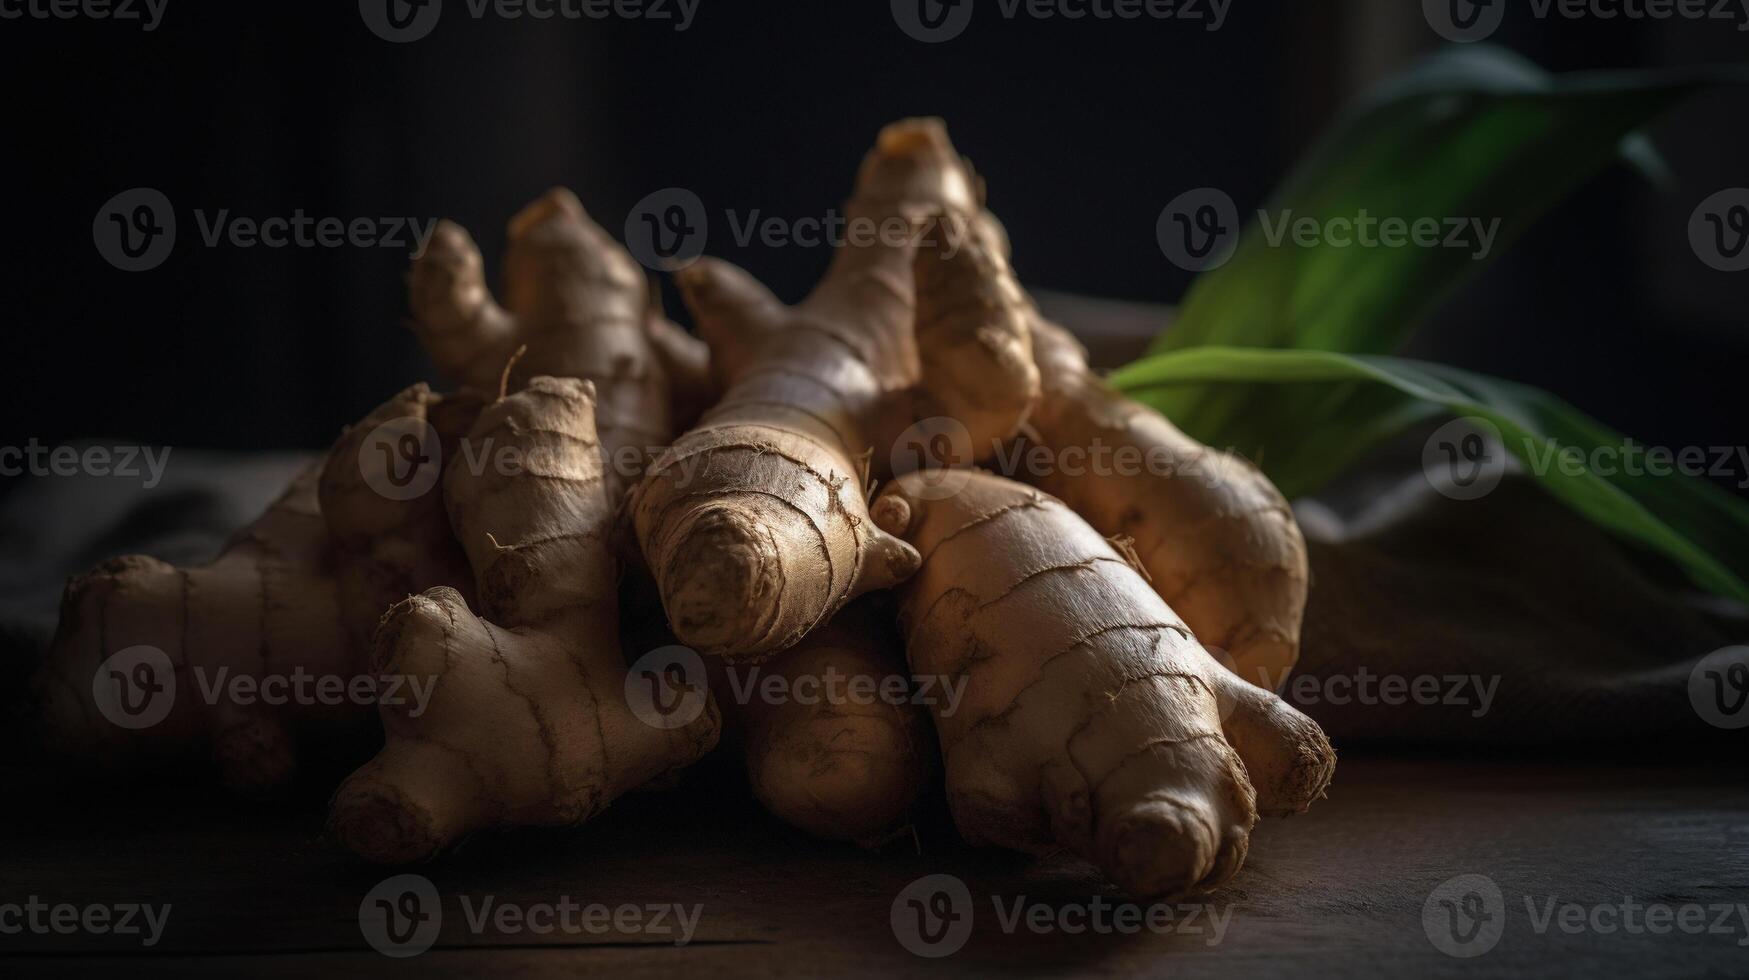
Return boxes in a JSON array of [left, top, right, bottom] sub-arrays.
[[718, 664, 967, 715], [94, 188, 437, 272], [1255, 210, 1500, 260], [1424, 873, 1749, 958], [622, 645, 967, 730], [620, 188, 972, 271], [1252, 666, 1501, 719], [889, 415, 1258, 501], [0, 440, 171, 488], [892, 0, 1230, 43], [359, 874, 701, 957], [359, 0, 699, 43], [0, 0, 167, 29], [191, 210, 436, 256], [890, 874, 1231, 957], [1422, 417, 1749, 502], [1156, 189, 1502, 272], [1425, 0, 1749, 43], [355, 415, 703, 502], [92, 645, 437, 731], [0, 898, 171, 947]]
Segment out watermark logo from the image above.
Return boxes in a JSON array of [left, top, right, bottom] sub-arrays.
[[1254, 665, 1501, 719], [892, 0, 975, 41], [0, 0, 168, 29], [1161, 194, 1504, 269], [92, 652, 439, 730], [622, 192, 972, 271], [94, 188, 176, 272], [359, 417, 444, 502], [892, 874, 975, 957], [1690, 188, 1749, 273], [357, 428, 704, 501], [1425, 875, 1749, 955], [0, 898, 172, 947], [95, 190, 436, 270], [894, 0, 1227, 41], [1524, 895, 1749, 945], [363, 0, 698, 38], [360, 0, 443, 41], [1426, 0, 1749, 41], [888, 419, 1259, 502], [1424, 873, 1506, 958], [1423, 0, 1504, 41], [0, 441, 172, 488], [1426, 419, 1749, 502], [625, 187, 709, 271], [360, 874, 443, 957], [723, 664, 967, 715], [1422, 417, 1509, 501], [359, 876, 701, 957], [1690, 646, 1749, 730], [891, 416, 975, 501], [1255, 209, 1500, 259], [1158, 188, 1239, 272], [92, 645, 177, 731], [624, 645, 711, 729], [890, 875, 1233, 957], [190, 210, 435, 255]]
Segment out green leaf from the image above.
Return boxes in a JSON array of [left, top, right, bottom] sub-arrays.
[[1110, 347, 1749, 603], [1154, 47, 1749, 357]]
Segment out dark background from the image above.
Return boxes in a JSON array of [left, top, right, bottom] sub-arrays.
[[1, 0, 1744, 466]]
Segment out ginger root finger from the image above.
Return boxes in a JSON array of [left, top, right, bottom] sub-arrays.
[[634, 118, 1038, 662], [33, 386, 481, 794], [871, 470, 1335, 898], [1022, 315, 1309, 688], [911, 212, 1039, 455], [329, 377, 720, 864], [736, 598, 931, 844], [318, 383, 482, 651], [34, 465, 346, 792], [410, 189, 684, 504], [631, 119, 981, 661]]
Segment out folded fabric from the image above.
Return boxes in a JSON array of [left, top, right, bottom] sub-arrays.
[[1296, 454, 1746, 743]]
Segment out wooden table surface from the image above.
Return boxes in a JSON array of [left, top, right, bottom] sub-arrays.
[[3, 754, 1746, 978]]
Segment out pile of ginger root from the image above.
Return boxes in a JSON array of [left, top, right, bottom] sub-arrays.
[[33, 119, 1334, 900]]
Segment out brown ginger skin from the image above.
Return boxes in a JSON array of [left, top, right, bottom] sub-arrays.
[[633, 118, 1036, 662], [318, 383, 483, 651], [410, 188, 705, 504], [33, 385, 481, 794], [633, 122, 1031, 840], [1021, 314, 1310, 687], [872, 469, 1334, 898], [36, 186, 712, 797], [910, 211, 1040, 454], [329, 378, 721, 864], [733, 598, 931, 844], [734, 198, 1032, 843]]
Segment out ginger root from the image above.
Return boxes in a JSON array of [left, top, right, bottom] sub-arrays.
[[733, 597, 931, 844], [411, 188, 706, 504], [632, 119, 1036, 661], [871, 469, 1334, 898], [329, 378, 720, 864], [1022, 315, 1310, 685], [33, 384, 480, 794], [36, 120, 1329, 895]]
